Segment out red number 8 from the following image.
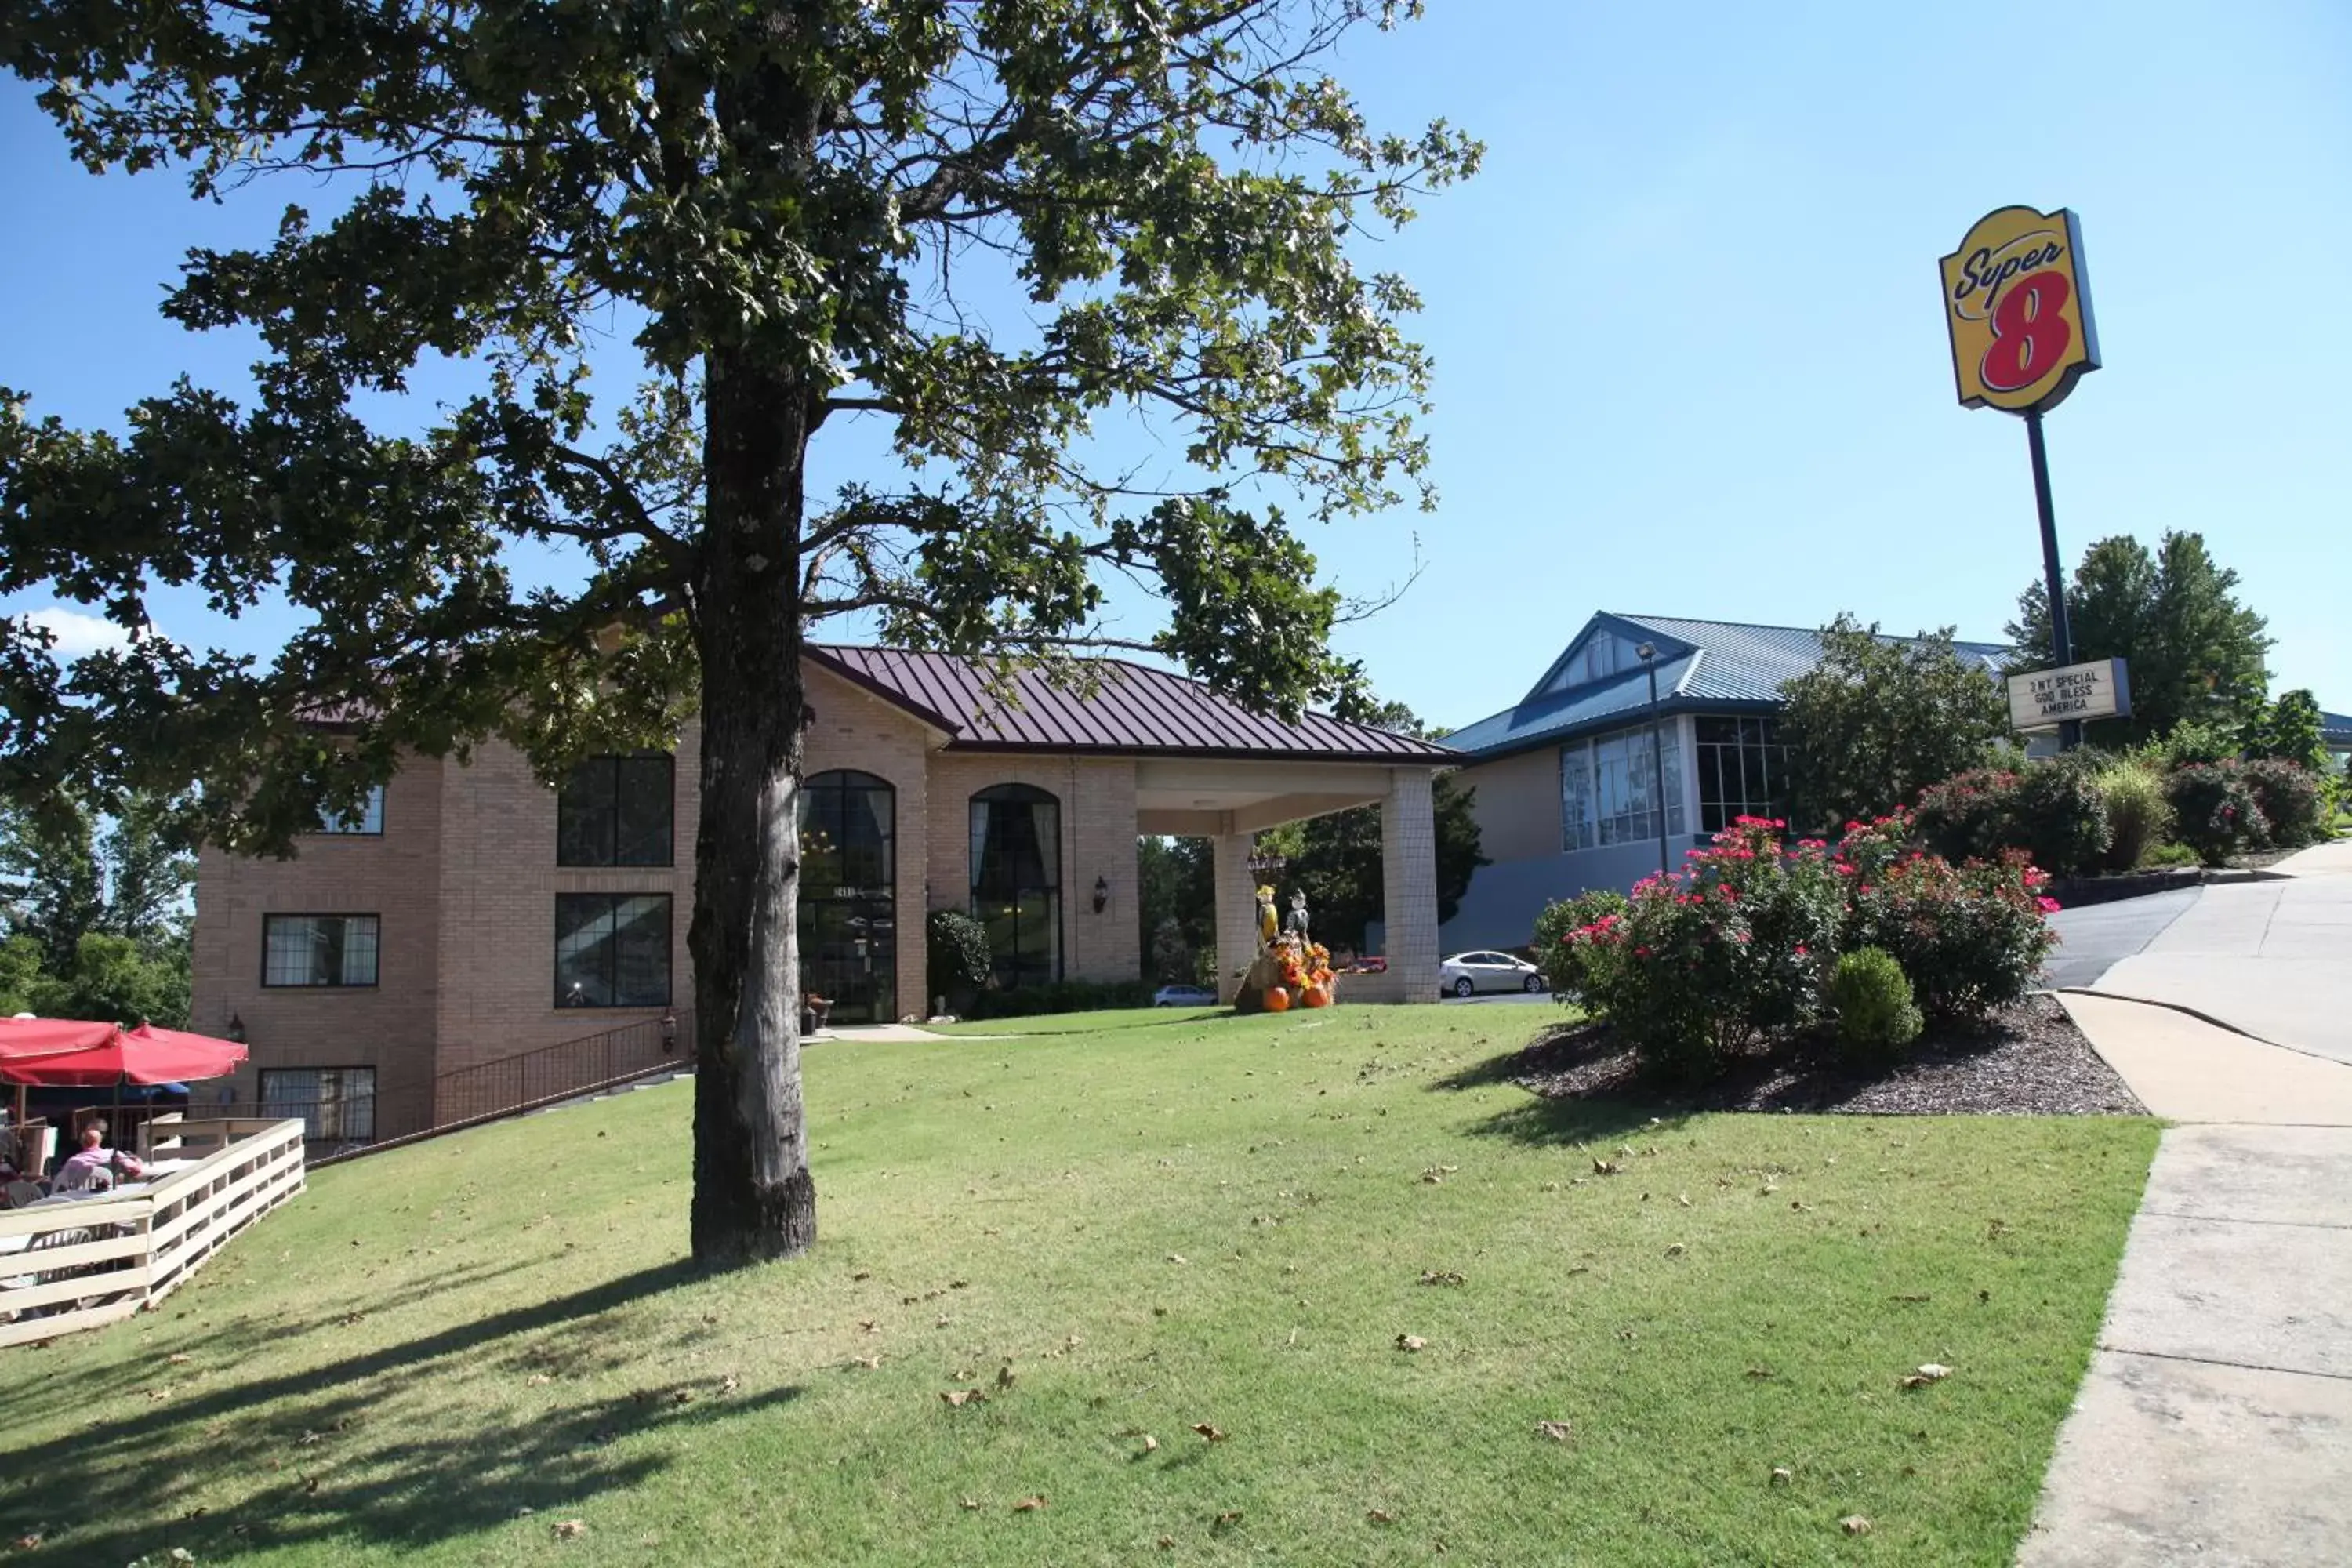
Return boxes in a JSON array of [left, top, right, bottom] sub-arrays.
[[1980, 272, 2073, 394]]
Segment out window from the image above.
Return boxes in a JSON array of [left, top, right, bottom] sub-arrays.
[[312, 785, 386, 835], [263, 915, 380, 987], [557, 753, 674, 866], [799, 771, 898, 1025], [1694, 716, 1788, 833], [555, 893, 673, 1007], [1559, 722, 1684, 851], [970, 784, 1061, 989], [1546, 632, 1647, 693], [260, 1067, 377, 1142]]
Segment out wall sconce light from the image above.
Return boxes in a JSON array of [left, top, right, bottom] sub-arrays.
[[1092, 875, 1110, 914], [225, 1013, 248, 1044], [661, 1011, 679, 1052]]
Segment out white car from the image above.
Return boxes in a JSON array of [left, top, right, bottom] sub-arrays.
[[1439, 951, 1545, 997], [1152, 984, 1220, 1007]]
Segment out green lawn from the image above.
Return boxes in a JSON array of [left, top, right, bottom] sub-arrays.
[[0, 1007, 2154, 1566], [924, 1004, 1227, 1036]]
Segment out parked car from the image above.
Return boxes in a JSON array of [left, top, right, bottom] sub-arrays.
[[1439, 951, 1545, 997], [1153, 984, 1221, 1007]]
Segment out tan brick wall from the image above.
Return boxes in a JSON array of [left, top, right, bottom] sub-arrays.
[[190, 761, 447, 1137], [924, 753, 1141, 989], [1456, 746, 1562, 866]]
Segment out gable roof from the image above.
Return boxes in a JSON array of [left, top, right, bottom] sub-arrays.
[[2324, 710, 2352, 748], [806, 645, 1454, 764], [1443, 612, 2011, 761]]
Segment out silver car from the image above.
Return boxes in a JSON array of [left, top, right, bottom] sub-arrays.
[[1439, 951, 1545, 997]]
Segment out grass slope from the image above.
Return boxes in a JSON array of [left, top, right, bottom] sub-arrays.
[[0, 1007, 2154, 1566]]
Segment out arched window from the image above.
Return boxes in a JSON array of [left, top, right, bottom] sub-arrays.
[[799, 771, 896, 1023], [970, 783, 1062, 989]]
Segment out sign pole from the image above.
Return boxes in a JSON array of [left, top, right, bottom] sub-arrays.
[[2023, 408, 2081, 750]]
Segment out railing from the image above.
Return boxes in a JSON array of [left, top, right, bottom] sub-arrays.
[[431, 1009, 692, 1127], [1, 1118, 307, 1348]]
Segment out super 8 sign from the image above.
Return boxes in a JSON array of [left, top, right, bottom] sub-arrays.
[[1940, 206, 2101, 414]]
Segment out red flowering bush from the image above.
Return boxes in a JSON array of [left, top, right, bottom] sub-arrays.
[[1912, 767, 2020, 864], [1543, 809, 2061, 1080], [1914, 760, 2111, 877], [2164, 761, 2270, 866]]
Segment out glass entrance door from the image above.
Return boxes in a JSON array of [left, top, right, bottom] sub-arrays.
[[798, 771, 897, 1025]]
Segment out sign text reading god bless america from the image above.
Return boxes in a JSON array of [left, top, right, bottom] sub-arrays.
[[2007, 659, 2132, 731]]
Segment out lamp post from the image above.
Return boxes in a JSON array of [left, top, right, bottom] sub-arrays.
[[1637, 643, 1669, 880]]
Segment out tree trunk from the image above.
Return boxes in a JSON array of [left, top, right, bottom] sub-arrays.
[[687, 345, 818, 1266]]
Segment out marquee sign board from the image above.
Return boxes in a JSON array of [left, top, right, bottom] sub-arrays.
[[2008, 658, 2131, 731], [1940, 206, 2102, 415]]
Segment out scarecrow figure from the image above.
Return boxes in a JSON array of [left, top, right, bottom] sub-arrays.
[[1255, 884, 1280, 949], [1285, 889, 1312, 947]]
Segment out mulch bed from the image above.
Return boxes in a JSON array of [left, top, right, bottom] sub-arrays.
[[1509, 994, 2145, 1117]]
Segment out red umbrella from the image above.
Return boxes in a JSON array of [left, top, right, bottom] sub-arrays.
[[0, 1018, 247, 1088]]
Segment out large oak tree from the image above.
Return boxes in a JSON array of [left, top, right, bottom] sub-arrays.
[[0, 0, 1477, 1264]]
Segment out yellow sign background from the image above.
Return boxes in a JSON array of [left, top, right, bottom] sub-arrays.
[[1940, 206, 2100, 414]]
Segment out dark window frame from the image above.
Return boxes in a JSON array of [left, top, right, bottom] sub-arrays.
[[308, 784, 387, 837], [553, 891, 675, 1010], [260, 913, 382, 989], [1693, 714, 1789, 834], [259, 1066, 379, 1142], [556, 753, 677, 868], [969, 782, 1064, 989]]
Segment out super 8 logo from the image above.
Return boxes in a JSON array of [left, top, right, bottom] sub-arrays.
[[1940, 206, 2101, 414]]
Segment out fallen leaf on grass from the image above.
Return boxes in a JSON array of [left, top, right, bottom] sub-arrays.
[[1214, 1510, 1245, 1526], [959, 1497, 981, 1512], [1012, 1497, 1046, 1513], [1141, 1434, 1159, 1453], [851, 1270, 872, 1281], [12, 1534, 42, 1552], [1190, 1422, 1227, 1442], [1840, 1515, 1871, 1536], [1420, 1165, 1457, 1185], [940, 1388, 986, 1407], [1592, 1159, 1622, 1176], [1675, 1194, 1692, 1207], [554, 1519, 587, 1541], [1367, 1508, 1396, 1524], [1890, 1293, 1930, 1304], [1166, 1254, 1189, 1265], [851, 1356, 882, 1370], [1901, 1363, 1953, 1390], [718, 1374, 740, 1395], [1663, 1243, 1686, 1258], [996, 1365, 1018, 1389], [1418, 1270, 1465, 1287], [1769, 1467, 1793, 1486], [1157, 1534, 1175, 1549], [526, 1374, 553, 1387], [859, 1319, 878, 1333], [1394, 1334, 1427, 1352], [1534, 1420, 1573, 1443], [166, 1352, 191, 1365]]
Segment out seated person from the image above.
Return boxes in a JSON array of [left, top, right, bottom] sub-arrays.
[[48, 1123, 143, 1193]]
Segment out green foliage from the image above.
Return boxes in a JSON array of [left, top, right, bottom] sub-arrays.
[[1912, 758, 2113, 879], [1533, 887, 1629, 1003], [0, 793, 194, 1025], [1829, 948, 1925, 1065], [960, 978, 1154, 1021], [2163, 762, 2270, 866], [2092, 761, 2176, 873], [2139, 842, 2201, 869], [2248, 689, 2329, 774], [2148, 717, 2241, 770], [1135, 837, 1214, 985], [2009, 532, 2272, 746], [1838, 815, 2060, 1024], [1777, 614, 2010, 831], [2241, 758, 2326, 848], [922, 909, 992, 1013], [1250, 700, 1486, 953]]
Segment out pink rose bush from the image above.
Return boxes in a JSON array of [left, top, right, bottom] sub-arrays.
[[1537, 812, 2060, 1083]]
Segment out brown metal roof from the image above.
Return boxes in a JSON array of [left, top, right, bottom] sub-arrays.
[[807, 645, 1454, 763]]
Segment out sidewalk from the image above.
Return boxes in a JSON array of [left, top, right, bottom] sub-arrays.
[[2020, 844, 2352, 1566]]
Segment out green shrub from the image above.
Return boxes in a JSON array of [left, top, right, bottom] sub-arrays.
[[2164, 761, 2269, 866], [2154, 718, 2241, 770], [1843, 833, 2060, 1023], [1912, 768, 2017, 864], [2242, 757, 2325, 848], [1914, 759, 2109, 877], [2095, 761, 2176, 872], [1828, 947, 1924, 1065], [2138, 841, 2200, 869], [924, 910, 992, 1011], [964, 978, 1155, 1020], [2009, 756, 2113, 877], [1534, 888, 1629, 1004]]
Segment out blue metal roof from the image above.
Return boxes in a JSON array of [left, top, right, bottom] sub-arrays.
[[1443, 612, 2012, 760], [2323, 710, 2352, 747]]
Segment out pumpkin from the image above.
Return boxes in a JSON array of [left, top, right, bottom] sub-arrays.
[[1262, 985, 1292, 1013], [1300, 984, 1330, 1008]]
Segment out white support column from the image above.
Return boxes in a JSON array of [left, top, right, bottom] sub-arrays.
[[1377, 769, 1440, 1004], [1211, 831, 1257, 1004]]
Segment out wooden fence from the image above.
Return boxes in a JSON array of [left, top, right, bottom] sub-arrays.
[[0, 1119, 307, 1348]]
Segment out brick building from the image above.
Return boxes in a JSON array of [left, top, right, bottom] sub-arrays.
[[191, 648, 1452, 1139]]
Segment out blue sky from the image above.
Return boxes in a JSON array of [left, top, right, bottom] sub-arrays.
[[3, 1, 2346, 734]]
